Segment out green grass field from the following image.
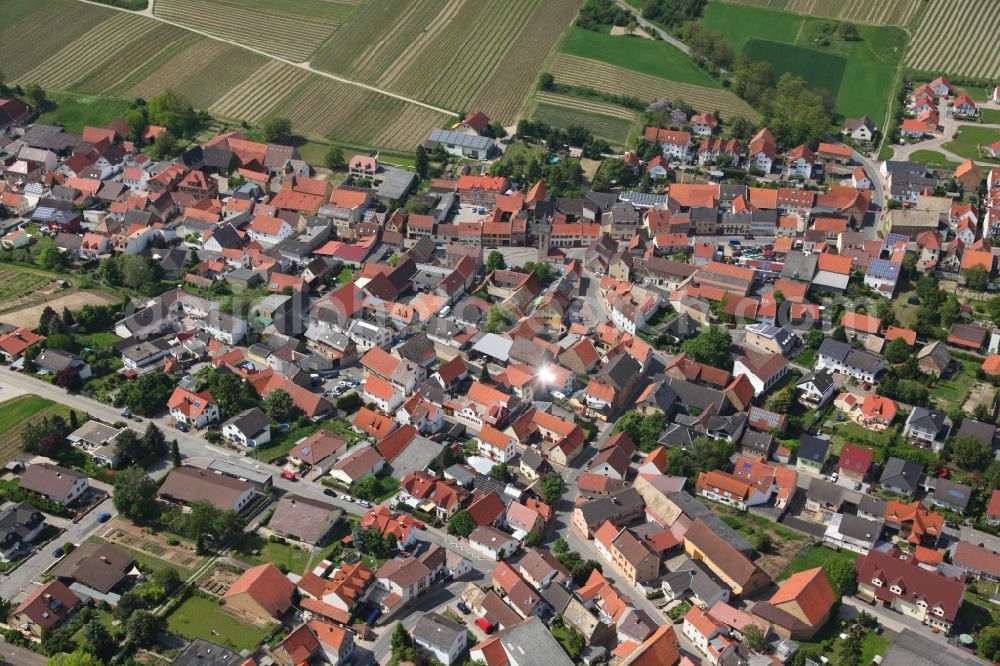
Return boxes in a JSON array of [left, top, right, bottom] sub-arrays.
[[560, 26, 719, 88], [909, 149, 959, 169], [0, 395, 74, 466], [836, 60, 895, 123], [0, 396, 57, 437], [743, 39, 847, 99], [701, 3, 803, 52], [700, 3, 906, 128], [980, 109, 1000, 125], [35, 94, 134, 132], [944, 126, 1000, 161], [166, 595, 274, 651]]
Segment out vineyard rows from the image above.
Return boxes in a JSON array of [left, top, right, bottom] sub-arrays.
[[277, 76, 449, 151], [534, 92, 639, 121], [0, 0, 111, 80], [75, 26, 191, 96], [470, 0, 584, 125], [550, 54, 762, 121], [719, 0, 917, 25], [124, 39, 234, 100], [532, 102, 634, 145], [154, 0, 345, 62], [210, 62, 311, 122], [385, 0, 539, 111], [19, 13, 156, 91], [171, 47, 270, 110], [907, 0, 1000, 78], [311, 0, 448, 81]]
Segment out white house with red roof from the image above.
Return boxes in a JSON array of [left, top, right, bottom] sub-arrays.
[[747, 128, 777, 174], [167, 387, 220, 428], [690, 112, 718, 137], [929, 77, 954, 96], [785, 145, 816, 180], [644, 127, 692, 163], [732, 351, 788, 397], [952, 93, 978, 117], [477, 424, 518, 463], [247, 214, 292, 246]]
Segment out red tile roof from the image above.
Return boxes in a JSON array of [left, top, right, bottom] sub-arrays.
[[769, 567, 836, 627], [838, 444, 874, 476], [224, 563, 295, 618]]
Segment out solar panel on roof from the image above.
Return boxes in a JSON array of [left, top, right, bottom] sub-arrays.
[[948, 489, 966, 499], [867, 259, 900, 279], [428, 128, 492, 150]]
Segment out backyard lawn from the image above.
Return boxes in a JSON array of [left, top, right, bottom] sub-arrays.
[[779, 541, 857, 581], [82, 331, 122, 348], [929, 361, 979, 411], [233, 533, 313, 575], [166, 595, 274, 652], [824, 420, 893, 457], [792, 348, 816, 368]]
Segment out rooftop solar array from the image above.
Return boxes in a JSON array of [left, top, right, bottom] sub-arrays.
[[427, 128, 492, 151]]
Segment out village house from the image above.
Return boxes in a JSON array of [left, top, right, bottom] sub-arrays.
[[855, 547, 964, 633], [224, 563, 296, 624]]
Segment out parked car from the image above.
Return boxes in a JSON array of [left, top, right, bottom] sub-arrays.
[[323, 489, 337, 498], [52, 547, 64, 558], [414, 521, 426, 530], [273, 457, 288, 467], [357, 499, 371, 508], [174, 422, 189, 432], [457, 602, 470, 614], [97, 512, 112, 523], [280, 469, 297, 481]]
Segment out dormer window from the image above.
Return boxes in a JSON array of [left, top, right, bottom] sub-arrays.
[[890, 585, 902, 594], [871, 578, 883, 587], [916, 600, 927, 608], [933, 607, 944, 616]]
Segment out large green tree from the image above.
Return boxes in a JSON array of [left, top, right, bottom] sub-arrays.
[[262, 117, 293, 144], [680, 325, 733, 371], [112, 466, 159, 520], [263, 389, 295, 422], [118, 372, 174, 416], [824, 557, 857, 596], [147, 89, 196, 135], [950, 435, 992, 471], [541, 472, 563, 506], [447, 509, 476, 538]]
